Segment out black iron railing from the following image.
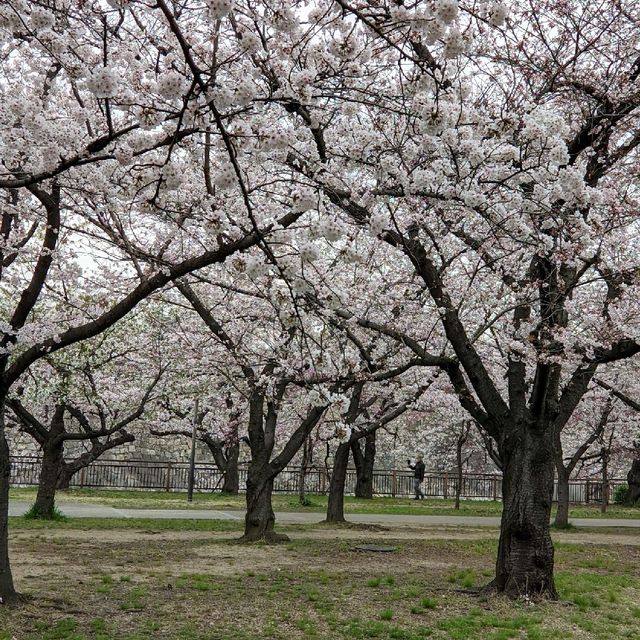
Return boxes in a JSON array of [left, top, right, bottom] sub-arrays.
[[8, 455, 625, 503]]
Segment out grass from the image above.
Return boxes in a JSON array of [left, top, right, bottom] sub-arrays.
[[447, 568, 476, 588], [1, 524, 639, 639], [10, 487, 640, 519], [23, 503, 68, 521], [8, 516, 244, 532]]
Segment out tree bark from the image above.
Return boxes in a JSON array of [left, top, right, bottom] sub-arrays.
[[33, 438, 64, 517], [626, 458, 640, 506], [297, 436, 312, 506], [241, 465, 287, 542], [626, 458, 640, 507], [325, 442, 350, 523], [56, 466, 73, 491], [553, 468, 570, 528], [455, 443, 463, 511], [352, 432, 376, 499], [488, 426, 558, 599], [204, 437, 240, 495], [0, 406, 18, 604], [221, 444, 240, 494], [600, 449, 609, 514]]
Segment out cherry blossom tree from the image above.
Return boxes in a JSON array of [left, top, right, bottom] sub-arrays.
[[6, 329, 163, 517], [0, 0, 309, 603], [271, 1, 640, 599], [150, 380, 246, 495], [2, 0, 638, 605], [324, 373, 432, 523], [554, 388, 614, 527], [594, 378, 640, 505]]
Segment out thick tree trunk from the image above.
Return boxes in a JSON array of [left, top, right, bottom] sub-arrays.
[[625, 459, 640, 506], [0, 408, 18, 604], [488, 426, 557, 599], [221, 444, 239, 495], [33, 439, 64, 518], [56, 465, 73, 491], [554, 469, 570, 528], [241, 466, 287, 542], [353, 432, 376, 499], [326, 442, 350, 523]]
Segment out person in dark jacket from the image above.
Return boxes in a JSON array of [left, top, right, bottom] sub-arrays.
[[407, 454, 425, 500]]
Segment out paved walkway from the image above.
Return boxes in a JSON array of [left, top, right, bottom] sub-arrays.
[[8, 501, 640, 528]]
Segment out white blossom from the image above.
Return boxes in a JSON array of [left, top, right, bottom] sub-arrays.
[[291, 188, 316, 213], [368, 211, 388, 236], [434, 0, 459, 24], [30, 8, 55, 31], [162, 163, 182, 190], [299, 242, 320, 263], [444, 28, 465, 59], [489, 3, 509, 27], [214, 164, 236, 190], [157, 72, 186, 100], [548, 143, 569, 167], [86, 67, 119, 99], [206, 0, 233, 20], [114, 145, 134, 166]]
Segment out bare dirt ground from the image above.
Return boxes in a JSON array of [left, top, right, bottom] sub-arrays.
[[3, 523, 640, 639], [9, 525, 472, 582], [9, 524, 640, 581]]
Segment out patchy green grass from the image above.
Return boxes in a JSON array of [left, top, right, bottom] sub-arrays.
[[8, 515, 244, 532], [22, 503, 69, 522], [1, 524, 639, 639], [10, 487, 640, 520], [447, 568, 476, 589]]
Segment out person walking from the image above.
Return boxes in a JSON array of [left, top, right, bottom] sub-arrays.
[[407, 454, 425, 500]]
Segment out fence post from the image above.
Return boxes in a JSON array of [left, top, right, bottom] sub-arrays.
[[585, 479, 590, 504], [165, 462, 173, 492], [492, 476, 497, 501], [79, 467, 86, 489], [443, 472, 449, 499], [391, 469, 397, 498]]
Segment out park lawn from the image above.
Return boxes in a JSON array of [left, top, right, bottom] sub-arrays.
[[9, 487, 640, 519], [0, 522, 639, 639]]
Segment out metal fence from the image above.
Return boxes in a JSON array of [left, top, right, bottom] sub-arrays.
[[8, 455, 625, 503]]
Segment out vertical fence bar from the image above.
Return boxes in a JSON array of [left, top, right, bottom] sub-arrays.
[[165, 462, 173, 492]]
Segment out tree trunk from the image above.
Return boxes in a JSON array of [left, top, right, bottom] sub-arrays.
[[0, 406, 18, 604], [221, 444, 239, 495], [353, 432, 376, 499], [56, 465, 73, 491], [241, 465, 287, 542], [489, 426, 557, 599], [455, 467, 462, 510], [625, 458, 640, 506], [600, 450, 609, 514], [33, 439, 64, 518], [297, 436, 312, 506], [554, 469, 570, 528], [325, 442, 350, 523]]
